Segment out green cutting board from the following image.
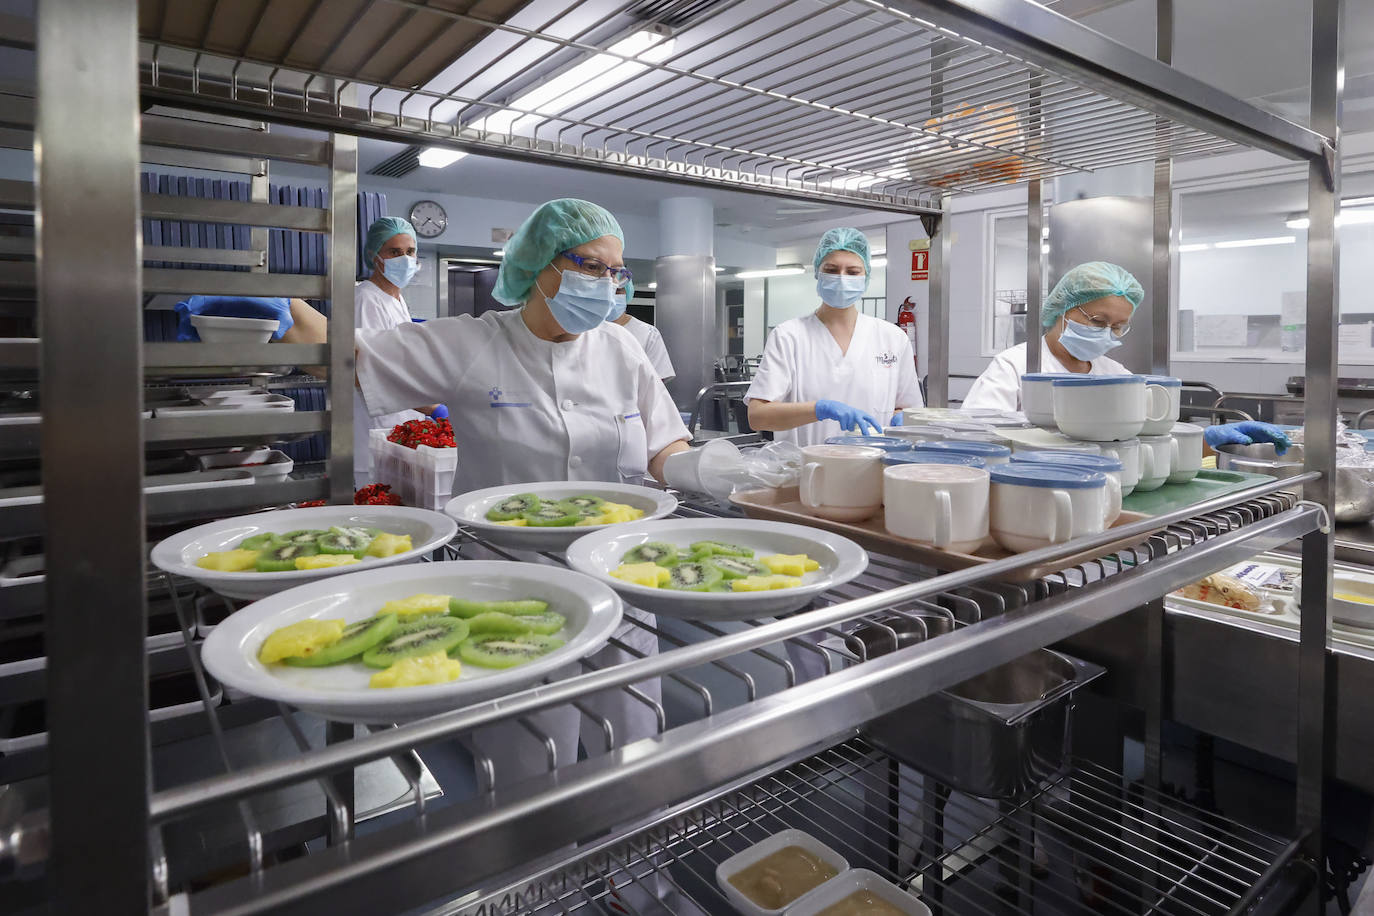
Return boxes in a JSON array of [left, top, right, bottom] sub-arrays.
[[1121, 469, 1279, 516]]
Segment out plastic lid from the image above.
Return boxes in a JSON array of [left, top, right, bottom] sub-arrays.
[[883, 451, 987, 468], [1012, 450, 1123, 472], [915, 440, 1012, 458], [1051, 374, 1144, 387], [1145, 375, 1182, 386], [1022, 372, 1079, 381], [989, 465, 1108, 489], [824, 435, 915, 452]]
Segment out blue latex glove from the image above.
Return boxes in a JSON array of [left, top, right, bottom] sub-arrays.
[[889, 412, 904, 427], [175, 295, 293, 342], [1204, 421, 1292, 456], [431, 404, 449, 420], [816, 399, 882, 436]]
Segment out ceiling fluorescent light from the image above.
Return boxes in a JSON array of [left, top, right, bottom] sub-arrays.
[[1343, 196, 1374, 207], [1179, 243, 1212, 252], [735, 267, 806, 279], [418, 147, 468, 168], [712, 266, 724, 272], [1287, 209, 1374, 230], [648, 282, 657, 289], [1213, 236, 1295, 249], [492, 249, 505, 256], [870, 257, 888, 269]]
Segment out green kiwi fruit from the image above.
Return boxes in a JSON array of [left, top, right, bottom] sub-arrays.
[[664, 561, 724, 592], [517, 611, 566, 636], [485, 493, 541, 522], [448, 598, 550, 618], [621, 542, 679, 567], [464, 611, 534, 636], [239, 532, 283, 551], [522, 501, 581, 527], [689, 540, 754, 559], [318, 527, 373, 558], [707, 556, 770, 580], [285, 613, 399, 667], [557, 495, 606, 517], [282, 529, 328, 546], [255, 542, 320, 572], [458, 633, 565, 669], [361, 617, 469, 668]]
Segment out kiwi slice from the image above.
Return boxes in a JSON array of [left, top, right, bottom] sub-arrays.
[[282, 529, 328, 546], [486, 493, 541, 522], [522, 501, 581, 527], [621, 542, 679, 567], [285, 613, 399, 667], [255, 542, 320, 572], [518, 611, 566, 636], [665, 561, 724, 592], [709, 556, 771, 580], [239, 532, 283, 551], [465, 611, 535, 636], [361, 617, 470, 668], [458, 633, 565, 669], [448, 598, 550, 618], [318, 527, 373, 558], [689, 540, 754, 559], [557, 495, 606, 517]]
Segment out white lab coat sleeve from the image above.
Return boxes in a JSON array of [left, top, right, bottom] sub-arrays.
[[638, 357, 691, 458], [744, 326, 794, 403], [894, 334, 924, 408], [355, 316, 491, 417], [357, 291, 402, 331], [961, 354, 1022, 412], [642, 325, 677, 380]]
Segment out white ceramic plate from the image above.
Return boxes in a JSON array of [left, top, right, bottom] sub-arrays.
[[200, 561, 623, 723], [565, 519, 868, 620], [445, 481, 678, 552], [151, 505, 458, 600]]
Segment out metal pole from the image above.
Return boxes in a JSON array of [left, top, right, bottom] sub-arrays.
[[1297, 0, 1342, 903], [1026, 180, 1043, 373], [328, 133, 358, 503], [927, 195, 951, 407], [1151, 0, 1174, 376], [38, 0, 150, 910]]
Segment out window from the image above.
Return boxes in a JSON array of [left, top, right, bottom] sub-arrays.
[[984, 209, 1047, 356]]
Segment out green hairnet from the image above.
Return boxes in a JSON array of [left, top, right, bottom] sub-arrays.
[[364, 216, 417, 265], [1043, 261, 1144, 328], [493, 199, 625, 306], [813, 227, 872, 292]]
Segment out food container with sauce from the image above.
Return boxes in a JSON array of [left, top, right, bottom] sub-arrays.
[[715, 828, 849, 916], [784, 869, 932, 916]]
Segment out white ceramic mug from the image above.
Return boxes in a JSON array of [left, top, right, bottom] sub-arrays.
[[883, 463, 990, 552], [1169, 422, 1204, 484], [1051, 375, 1173, 442], [1021, 373, 1076, 428], [989, 465, 1110, 553], [1011, 452, 1124, 525], [1135, 434, 1174, 492], [1140, 376, 1183, 436], [1097, 439, 1141, 496], [800, 444, 885, 521]]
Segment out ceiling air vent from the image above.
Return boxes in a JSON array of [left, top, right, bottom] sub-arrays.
[[369, 146, 421, 179], [628, 0, 730, 29]]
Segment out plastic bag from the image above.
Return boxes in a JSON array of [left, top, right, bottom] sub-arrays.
[[737, 441, 803, 489]]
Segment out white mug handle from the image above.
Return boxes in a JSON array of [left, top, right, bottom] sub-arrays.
[[1170, 435, 1180, 468], [1051, 489, 1074, 543], [1105, 475, 1122, 525], [933, 489, 952, 549], [801, 461, 824, 508], [1144, 383, 1172, 424], [1140, 444, 1156, 481]]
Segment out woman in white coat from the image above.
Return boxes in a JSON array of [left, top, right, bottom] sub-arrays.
[[746, 227, 923, 445], [607, 281, 675, 382], [283, 198, 690, 787]]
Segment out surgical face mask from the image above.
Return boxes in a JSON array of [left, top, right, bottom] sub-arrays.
[[539, 269, 618, 334], [378, 254, 419, 288], [1059, 315, 1123, 361], [817, 273, 866, 309], [607, 291, 628, 322]]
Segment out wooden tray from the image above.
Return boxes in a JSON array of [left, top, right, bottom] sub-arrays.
[[729, 486, 1161, 582]]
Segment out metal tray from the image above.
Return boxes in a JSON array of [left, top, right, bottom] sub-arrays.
[[729, 486, 1159, 582], [1120, 469, 1276, 516]]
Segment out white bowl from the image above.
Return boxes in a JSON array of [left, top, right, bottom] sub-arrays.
[[785, 868, 932, 916], [190, 314, 280, 343], [1297, 572, 1374, 629], [200, 560, 623, 723], [565, 518, 868, 620], [445, 481, 678, 552], [715, 829, 849, 916], [151, 505, 457, 600]]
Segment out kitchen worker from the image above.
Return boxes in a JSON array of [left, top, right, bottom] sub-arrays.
[[745, 227, 923, 445], [608, 280, 676, 381], [353, 215, 429, 487], [281, 198, 689, 785], [962, 261, 1291, 451]]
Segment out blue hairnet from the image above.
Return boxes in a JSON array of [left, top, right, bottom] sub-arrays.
[[813, 227, 872, 291], [1042, 261, 1144, 328], [493, 199, 624, 307], [364, 216, 417, 265]]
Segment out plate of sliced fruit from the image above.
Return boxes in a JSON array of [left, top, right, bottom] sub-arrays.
[[151, 506, 458, 600], [444, 481, 678, 552], [565, 519, 868, 620], [200, 560, 623, 723]]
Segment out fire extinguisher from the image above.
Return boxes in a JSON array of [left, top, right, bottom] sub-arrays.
[[897, 297, 918, 370]]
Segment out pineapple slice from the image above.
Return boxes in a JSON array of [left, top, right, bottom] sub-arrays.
[[759, 554, 822, 577], [369, 651, 463, 688], [196, 549, 261, 572], [380, 593, 453, 618], [294, 554, 361, 570], [258, 618, 346, 663], [732, 574, 804, 592], [610, 562, 672, 587], [365, 532, 414, 558], [494, 518, 529, 527]]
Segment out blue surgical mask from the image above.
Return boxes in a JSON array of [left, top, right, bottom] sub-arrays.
[[607, 291, 628, 322], [817, 274, 867, 308], [379, 254, 419, 288], [1059, 316, 1123, 361], [539, 269, 618, 334]]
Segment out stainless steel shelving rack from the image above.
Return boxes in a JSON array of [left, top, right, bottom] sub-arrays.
[[3, 0, 1346, 913]]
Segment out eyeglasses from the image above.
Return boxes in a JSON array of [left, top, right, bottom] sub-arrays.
[[561, 250, 633, 287], [1073, 306, 1131, 338]]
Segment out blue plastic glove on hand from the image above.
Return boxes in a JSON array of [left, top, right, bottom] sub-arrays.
[[815, 399, 882, 436], [175, 295, 293, 342], [431, 404, 449, 420], [1204, 421, 1292, 456], [889, 413, 904, 427]]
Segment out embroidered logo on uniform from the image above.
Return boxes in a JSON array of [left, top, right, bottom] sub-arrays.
[[876, 352, 898, 367], [488, 387, 502, 401]]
